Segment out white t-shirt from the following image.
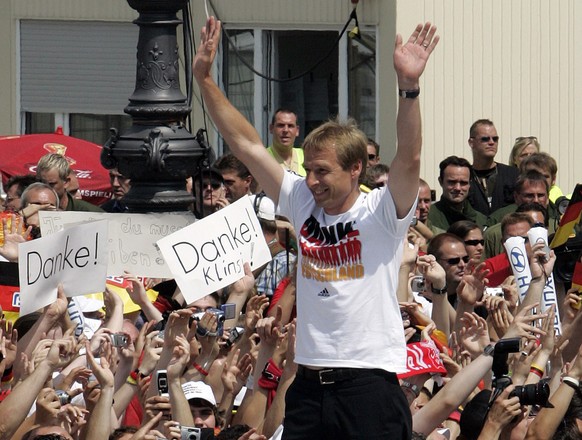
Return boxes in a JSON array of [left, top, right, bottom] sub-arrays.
[[278, 172, 414, 372]]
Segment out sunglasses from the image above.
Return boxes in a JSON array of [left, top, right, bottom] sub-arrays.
[[201, 180, 223, 190], [464, 239, 484, 246], [477, 136, 499, 143], [368, 154, 377, 161], [440, 255, 470, 265], [515, 136, 537, 142]]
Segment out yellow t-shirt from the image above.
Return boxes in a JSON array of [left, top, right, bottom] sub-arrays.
[[266, 146, 306, 177]]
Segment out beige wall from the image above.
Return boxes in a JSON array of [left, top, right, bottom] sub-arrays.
[[0, 0, 578, 194], [397, 0, 579, 196]]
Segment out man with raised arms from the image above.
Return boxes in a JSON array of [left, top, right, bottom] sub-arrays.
[[193, 16, 438, 439]]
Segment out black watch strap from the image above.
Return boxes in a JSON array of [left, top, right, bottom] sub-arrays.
[[430, 284, 447, 295], [398, 88, 420, 99]]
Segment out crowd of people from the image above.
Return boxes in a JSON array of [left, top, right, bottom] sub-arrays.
[[0, 15, 579, 440]]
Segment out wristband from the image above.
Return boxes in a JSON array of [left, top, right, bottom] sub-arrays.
[[530, 367, 543, 378], [447, 409, 462, 423], [563, 376, 580, 390], [1, 367, 13, 383], [192, 362, 209, 377], [260, 359, 282, 385], [126, 375, 138, 386]]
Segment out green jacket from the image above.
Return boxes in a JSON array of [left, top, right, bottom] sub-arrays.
[[427, 198, 489, 231]]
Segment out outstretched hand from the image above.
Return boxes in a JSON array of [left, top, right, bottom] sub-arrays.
[[193, 16, 222, 82], [394, 22, 439, 89]]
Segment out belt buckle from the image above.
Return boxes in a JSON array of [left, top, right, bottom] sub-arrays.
[[318, 369, 335, 385]]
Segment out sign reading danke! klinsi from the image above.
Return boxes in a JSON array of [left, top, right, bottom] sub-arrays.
[[18, 220, 109, 316], [157, 196, 271, 305]]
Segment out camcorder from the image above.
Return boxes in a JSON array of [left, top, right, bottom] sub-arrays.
[[490, 338, 552, 409], [179, 426, 215, 440], [154, 370, 169, 397], [192, 303, 236, 337]]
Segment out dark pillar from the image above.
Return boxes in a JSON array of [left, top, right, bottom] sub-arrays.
[[101, 0, 209, 212]]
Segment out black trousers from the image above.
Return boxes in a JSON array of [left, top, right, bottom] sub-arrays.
[[282, 368, 412, 440]]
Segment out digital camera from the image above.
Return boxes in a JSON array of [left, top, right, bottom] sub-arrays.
[[179, 426, 214, 440], [55, 390, 72, 406], [110, 333, 129, 348], [411, 276, 425, 293]]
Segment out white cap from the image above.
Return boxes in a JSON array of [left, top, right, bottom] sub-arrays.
[[249, 194, 276, 221], [181, 381, 216, 406]]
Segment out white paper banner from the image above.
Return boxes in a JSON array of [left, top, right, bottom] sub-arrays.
[[18, 220, 109, 316], [39, 211, 195, 278], [157, 196, 271, 305], [504, 233, 561, 335], [504, 236, 532, 301]]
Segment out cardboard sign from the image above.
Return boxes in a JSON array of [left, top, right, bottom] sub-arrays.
[[18, 220, 109, 316], [39, 211, 195, 277], [157, 196, 271, 304]]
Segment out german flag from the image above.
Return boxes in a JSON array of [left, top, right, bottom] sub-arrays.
[[551, 184, 582, 249]]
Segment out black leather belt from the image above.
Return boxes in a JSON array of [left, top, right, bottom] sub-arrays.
[[297, 365, 397, 385]]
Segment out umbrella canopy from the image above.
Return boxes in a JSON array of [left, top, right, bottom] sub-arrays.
[[0, 129, 112, 206]]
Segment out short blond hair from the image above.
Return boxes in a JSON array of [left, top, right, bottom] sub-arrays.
[[303, 118, 368, 173], [36, 153, 71, 181]]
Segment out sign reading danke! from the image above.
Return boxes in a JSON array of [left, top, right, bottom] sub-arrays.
[[18, 220, 109, 316], [157, 196, 271, 305]]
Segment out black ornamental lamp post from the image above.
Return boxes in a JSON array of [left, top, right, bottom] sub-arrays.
[[101, 0, 209, 212]]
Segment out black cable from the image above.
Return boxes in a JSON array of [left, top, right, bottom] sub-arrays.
[[209, 0, 357, 83], [182, 2, 209, 143]]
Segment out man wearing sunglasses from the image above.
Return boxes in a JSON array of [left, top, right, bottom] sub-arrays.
[[427, 233, 471, 302], [467, 119, 519, 216]]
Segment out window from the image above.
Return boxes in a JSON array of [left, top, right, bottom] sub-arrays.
[[220, 26, 376, 149], [348, 32, 376, 139]]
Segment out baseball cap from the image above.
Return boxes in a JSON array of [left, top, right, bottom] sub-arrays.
[[249, 193, 276, 221], [182, 381, 217, 406]]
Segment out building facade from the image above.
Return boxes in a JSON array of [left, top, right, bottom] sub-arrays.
[[0, 0, 579, 195]]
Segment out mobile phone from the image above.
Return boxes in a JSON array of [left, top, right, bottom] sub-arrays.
[[410, 276, 425, 293], [410, 216, 418, 227], [110, 333, 129, 348], [155, 370, 169, 397]]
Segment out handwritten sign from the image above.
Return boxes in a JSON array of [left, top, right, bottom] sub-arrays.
[[157, 196, 271, 304], [39, 211, 195, 277], [18, 220, 109, 316]]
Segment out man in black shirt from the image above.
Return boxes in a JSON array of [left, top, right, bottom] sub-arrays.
[[467, 119, 519, 216]]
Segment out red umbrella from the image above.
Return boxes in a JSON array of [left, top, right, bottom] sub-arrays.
[[0, 128, 112, 206]]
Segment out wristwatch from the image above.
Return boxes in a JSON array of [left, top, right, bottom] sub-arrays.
[[398, 88, 420, 99], [430, 284, 447, 295], [400, 381, 420, 397], [483, 344, 495, 357]]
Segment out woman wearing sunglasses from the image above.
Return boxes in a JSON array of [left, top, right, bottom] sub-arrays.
[[448, 220, 485, 263]]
